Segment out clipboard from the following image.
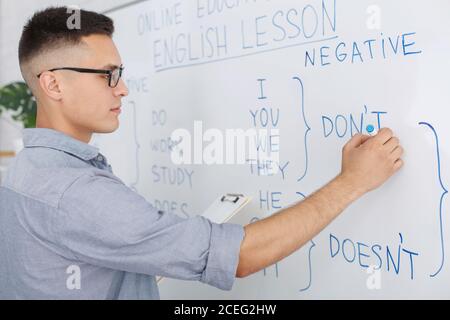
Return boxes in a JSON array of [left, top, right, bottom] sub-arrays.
[[157, 193, 251, 284], [201, 193, 251, 224]]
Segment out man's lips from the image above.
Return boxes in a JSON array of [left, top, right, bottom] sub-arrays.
[[111, 106, 121, 114]]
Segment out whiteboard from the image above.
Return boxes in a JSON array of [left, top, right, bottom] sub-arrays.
[[94, 0, 450, 299]]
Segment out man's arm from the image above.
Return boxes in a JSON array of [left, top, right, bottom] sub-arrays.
[[236, 128, 403, 278]]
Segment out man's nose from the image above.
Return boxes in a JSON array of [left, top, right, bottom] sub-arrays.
[[114, 78, 129, 97]]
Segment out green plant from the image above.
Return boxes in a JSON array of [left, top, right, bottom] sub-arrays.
[[0, 81, 37, 128]]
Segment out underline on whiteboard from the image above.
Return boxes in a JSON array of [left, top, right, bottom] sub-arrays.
[[155, 35, 340, 73]]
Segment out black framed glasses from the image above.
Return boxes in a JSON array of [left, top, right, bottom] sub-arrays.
[[37, 65, 124, 88]]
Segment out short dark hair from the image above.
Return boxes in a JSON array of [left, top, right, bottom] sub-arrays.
[[19, 6, 114, 65]]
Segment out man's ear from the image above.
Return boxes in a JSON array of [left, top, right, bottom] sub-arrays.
[[38, 71, 63, 101]]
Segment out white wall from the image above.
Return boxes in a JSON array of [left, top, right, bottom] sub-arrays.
[[0, 0, 136, 170]]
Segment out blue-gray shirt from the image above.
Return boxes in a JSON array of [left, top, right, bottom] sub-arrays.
[[0, 128, 245, 299]]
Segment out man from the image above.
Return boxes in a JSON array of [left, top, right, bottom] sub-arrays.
[[0, 7, 403, 299]]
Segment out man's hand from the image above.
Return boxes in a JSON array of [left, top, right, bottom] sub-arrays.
[[340, 128, 404, 195], [236, 128, 404, 278]]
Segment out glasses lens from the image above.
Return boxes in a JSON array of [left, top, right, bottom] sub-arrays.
[[110, 67, 122, 88]]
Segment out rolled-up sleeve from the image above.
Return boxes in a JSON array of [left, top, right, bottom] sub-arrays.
[[56, 171, 245, 291]]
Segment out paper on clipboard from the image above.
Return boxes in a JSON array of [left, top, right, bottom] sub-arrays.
[[202, 193, 251, 224], [157, 193, 251, 284]]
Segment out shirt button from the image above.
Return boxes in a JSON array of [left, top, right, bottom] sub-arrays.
[[97, 155, 104, 162]]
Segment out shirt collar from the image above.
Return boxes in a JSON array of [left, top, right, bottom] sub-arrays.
[[22, 128, 100, 161]]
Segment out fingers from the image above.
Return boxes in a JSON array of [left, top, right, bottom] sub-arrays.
[[344, 133, 371, 150], [391, 146, 404, 161], [373, 128, 404, 169], [393, 159, 404, 171], [360, 134, 372, 145], [344, 134, 364, 150], [384, 137, 400, 153], [344, 128, 404, 174], [373, 128, 393, 145], [382, 132, 403, 165]]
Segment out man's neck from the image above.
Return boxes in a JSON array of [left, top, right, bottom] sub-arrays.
[[36, 106, 92, 144]]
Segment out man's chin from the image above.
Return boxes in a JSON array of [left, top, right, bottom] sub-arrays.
[[94, 123, 120, 134]]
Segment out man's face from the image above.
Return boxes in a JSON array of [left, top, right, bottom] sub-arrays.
[[57, 34, 129, 134]]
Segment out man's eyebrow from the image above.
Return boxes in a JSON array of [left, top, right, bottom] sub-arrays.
[[100, 63, 122, 70]]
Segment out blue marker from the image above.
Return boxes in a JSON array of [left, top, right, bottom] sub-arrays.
[[366, 124, 378, 135]]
